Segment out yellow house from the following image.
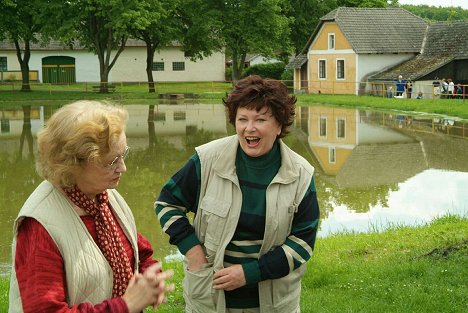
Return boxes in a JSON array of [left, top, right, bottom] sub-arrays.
[[287, 7, 427, 95]]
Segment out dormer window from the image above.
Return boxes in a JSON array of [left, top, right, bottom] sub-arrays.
[[328, 33, 335, 50]]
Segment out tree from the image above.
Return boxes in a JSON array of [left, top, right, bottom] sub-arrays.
[[282, 0, 338, 55], [199, 0, 291, 82], [337, 0, 388, 7], [400, 4, 468, 21], [40, 0, 151, 93], [0, 0, 47, 91], [130, 0, 181, 93]]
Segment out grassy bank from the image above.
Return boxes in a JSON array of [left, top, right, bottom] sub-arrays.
[[3, 216, 465, 312], [1, 82, 467, 119], [297, 93, 468, 120]]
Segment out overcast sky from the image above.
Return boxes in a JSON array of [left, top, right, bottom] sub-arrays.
[[397, 0, 468, 9]]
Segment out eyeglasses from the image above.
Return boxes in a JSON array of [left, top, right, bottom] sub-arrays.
[[103, 146, 130, 170]]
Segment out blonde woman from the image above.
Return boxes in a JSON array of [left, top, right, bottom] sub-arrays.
[[9, 101, 173, 313]]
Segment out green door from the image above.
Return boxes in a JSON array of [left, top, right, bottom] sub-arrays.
[[42, 56, 76, 84]]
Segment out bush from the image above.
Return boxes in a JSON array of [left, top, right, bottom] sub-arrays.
[[242, 62, 285, 80], [281, 69, 294, 88], [225, 66, 232, 82]]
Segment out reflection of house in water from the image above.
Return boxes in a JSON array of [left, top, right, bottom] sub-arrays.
[[123, 104, 228, 150], [300, 106, 468, 188], [0, 104, 228, 156], [0, 107, 43, 138]]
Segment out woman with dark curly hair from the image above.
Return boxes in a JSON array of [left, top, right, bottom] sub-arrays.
[[155, 75, 320, 313]]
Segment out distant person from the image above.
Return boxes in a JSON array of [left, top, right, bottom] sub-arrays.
[[441, 78, 448, 98], [432, 77, 441, 98], [416, 91, 423, 99], [448, 78, 454, 98], [405, 79, 413, 98], [387, 86, 394, 98], [395, 75, 406, 97], [9, 101, 174, 313], [456, 83, 463, 99]]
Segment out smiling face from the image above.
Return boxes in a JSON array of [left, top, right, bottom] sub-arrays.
[[75, 132, 128, 199], [235, 106, 281, 158]]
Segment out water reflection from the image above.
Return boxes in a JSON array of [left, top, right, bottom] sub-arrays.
[[1, 103, 467, 275]]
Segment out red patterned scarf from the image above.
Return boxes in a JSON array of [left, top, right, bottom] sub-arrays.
[[65, 187, 133, 297]]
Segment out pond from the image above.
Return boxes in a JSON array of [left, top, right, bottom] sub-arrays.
[[1, 103, 468, 276]]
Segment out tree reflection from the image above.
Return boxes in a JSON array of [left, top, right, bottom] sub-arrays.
[[19, 105, 34, 160]]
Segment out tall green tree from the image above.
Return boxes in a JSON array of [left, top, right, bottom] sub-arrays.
[[0, 0, 47, 91], [400, 4, 468, 21], [40, 0, 151, 93], [199, 0, 291, 82], [337, 0, 388, 7], [130, 0, 181, 93], [282, 0, 338, 55]]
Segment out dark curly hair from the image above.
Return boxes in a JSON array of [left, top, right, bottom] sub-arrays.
[[223, 75, 296, 138]]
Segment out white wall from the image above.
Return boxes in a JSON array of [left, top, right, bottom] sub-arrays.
[[1, 50, 102, 82], [1, 46, 225, 83], [113, 46, 225, 82], [357, 54, 415, 82], [0, 51, 18, 71], [249, 55, 280, 66]]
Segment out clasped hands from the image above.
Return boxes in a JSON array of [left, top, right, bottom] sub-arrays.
[[123, 262, 175, 313]]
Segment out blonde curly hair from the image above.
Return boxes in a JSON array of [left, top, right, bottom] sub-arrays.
[[36, 100, 128, 188]]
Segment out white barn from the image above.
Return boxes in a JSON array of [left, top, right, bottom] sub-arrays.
[[0, 39, 225, 83]]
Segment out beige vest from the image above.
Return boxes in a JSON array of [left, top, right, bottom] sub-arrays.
[[9, 180, 139, 312], [183, 135, 314, 313]]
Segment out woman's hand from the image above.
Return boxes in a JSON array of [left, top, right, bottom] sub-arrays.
[[186, 245, 208, 271], [122, 263, 174, 313], [213, 264, 246, 291]]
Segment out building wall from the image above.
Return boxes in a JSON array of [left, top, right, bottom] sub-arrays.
[[307, 22, 356, 94], [248, 55, 280, 66], [357, 54, 413, 83], [294, 68, 302, 91], [0, 51, 18, 72], [300, 21, 419, 95], [113, 46, 225, 82], [0, 46, 225, 83], [1, 50, 100, 82]]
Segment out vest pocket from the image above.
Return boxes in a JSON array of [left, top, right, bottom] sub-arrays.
[[183, 264, 217, 312], [199, 196, 230, 253]]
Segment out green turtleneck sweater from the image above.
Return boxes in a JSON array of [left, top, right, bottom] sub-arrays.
[[156, 140, 320, 309]]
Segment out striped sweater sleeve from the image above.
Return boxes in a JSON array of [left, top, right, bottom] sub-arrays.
[[245, 177, 320, 283], [155, 153, 201, 254]]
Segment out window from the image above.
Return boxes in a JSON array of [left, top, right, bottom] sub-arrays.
[[152, 62, 164, 71], [319, 116, 327, 137], [318, 60, 326, 79], [328, 34, 335, 50], [0, 57, 7, 71], [337, 59, 345, 79], [174, 111, 186, 121], [154, 112, 166, 122], [172, 62, 185, 71], [329, 147, 336, 164], [337, 118, 346, 138]]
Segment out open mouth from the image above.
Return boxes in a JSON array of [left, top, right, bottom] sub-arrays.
[[246, 136, 260, 145]]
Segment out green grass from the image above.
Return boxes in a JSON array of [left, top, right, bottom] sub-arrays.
[[3, 216, 465, 312], [300, 215, 468, 313], [298, 93, 468, 120], [1, 82, 467, 119], [0, 276, 8, 311]]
